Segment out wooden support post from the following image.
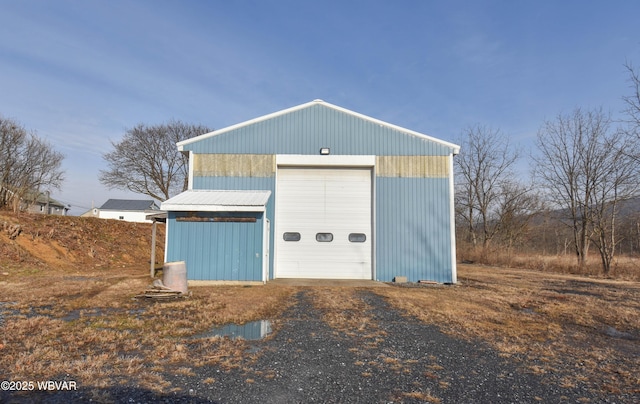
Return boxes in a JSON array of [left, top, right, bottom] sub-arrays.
[[150, 219, 157, 278]]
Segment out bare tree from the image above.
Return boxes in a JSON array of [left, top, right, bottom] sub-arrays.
[[589, 132, 638, 273], [0, 117, 22, 205], [99, 120, 212, 201], [623, 61, 640, 132], [495, 180, 543, 251], [0, 116, 65, 211], [533, 107, 638, 273], [455, 125, 520, 250]]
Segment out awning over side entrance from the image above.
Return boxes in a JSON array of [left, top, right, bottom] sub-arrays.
[[161, 190, 271, 212], [161, 190, 272, 283]]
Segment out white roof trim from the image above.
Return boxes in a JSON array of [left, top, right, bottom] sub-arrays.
[[177, 99, 460, 154], [161, 190, 271, 212], [276, 154, 375, 167]]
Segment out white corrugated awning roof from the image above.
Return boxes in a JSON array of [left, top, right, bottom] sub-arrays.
[[161, 190, 271, 212]]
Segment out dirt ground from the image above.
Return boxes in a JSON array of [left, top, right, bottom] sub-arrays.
[[0, 213, 638, 402], [0, 264, 638, 402]]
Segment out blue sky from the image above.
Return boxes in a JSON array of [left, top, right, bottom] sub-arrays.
[[1, 1, 639, 215]]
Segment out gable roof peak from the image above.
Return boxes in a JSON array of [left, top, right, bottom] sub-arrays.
[[177, 99, 460, 154]]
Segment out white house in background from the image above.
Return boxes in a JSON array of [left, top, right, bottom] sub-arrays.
[[86, 199, 160, 223]]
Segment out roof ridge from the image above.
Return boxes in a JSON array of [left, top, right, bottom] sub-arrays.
[[177, 100, 460, 154]]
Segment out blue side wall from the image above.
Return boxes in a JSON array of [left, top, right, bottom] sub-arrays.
[[375, 178, 453, 283], [192, 177, 276, 279], [166, 211, 264, 281]]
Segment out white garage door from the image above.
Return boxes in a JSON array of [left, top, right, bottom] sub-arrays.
[[275, 167, 372, 279]]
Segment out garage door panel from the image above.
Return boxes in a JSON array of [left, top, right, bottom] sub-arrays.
[[276, 167, 372, 279], [280, 257, 370, 278]]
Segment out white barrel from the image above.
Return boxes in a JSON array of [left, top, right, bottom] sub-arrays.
[[162, 261, 188, 294]]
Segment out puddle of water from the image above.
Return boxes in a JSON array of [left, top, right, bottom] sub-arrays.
[[0, 304, 144, 324], [128, 308, 146, 317], [61, 309, 103, 322], [61, 309, 83, 322], [193, 320, 272, 340], [0, 302, 18, 326], [604, 326, 635, 340], [555, 288, 599, 297]]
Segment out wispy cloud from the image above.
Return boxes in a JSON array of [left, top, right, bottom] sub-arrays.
[[451, 33, 508, 68], [1, 1, 639, 214]]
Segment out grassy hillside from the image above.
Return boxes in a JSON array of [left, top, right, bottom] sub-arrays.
[[0, 211, 164, 274]]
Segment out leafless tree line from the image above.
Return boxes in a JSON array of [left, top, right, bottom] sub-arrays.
[[533, 108, 638, 273], [455, 62, 640, 274], [623, 61, 640, 131], [0, 116, 64, 212], [455, 126, 541, 253]]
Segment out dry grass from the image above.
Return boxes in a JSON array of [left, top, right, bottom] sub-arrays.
[[0, 266, 297, 395], [1, 212, 638, 399], [0, 213, 296, 395], [2, 263, 637, 398], [309, 288, 377, 332], [376, 264, 640, 395], [308, 287, 387, 349], [459, 244, 640, 281]]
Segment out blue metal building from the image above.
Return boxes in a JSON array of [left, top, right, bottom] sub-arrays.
[[161, 100, 460, 283]]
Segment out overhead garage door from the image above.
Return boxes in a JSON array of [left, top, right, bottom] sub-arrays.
[[275, 167, 372, 279]]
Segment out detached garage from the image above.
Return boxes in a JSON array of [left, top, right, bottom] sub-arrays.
[[162, 100, 459, 284]]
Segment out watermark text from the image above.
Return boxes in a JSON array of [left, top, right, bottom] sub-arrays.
[[1, 380, 77, 391]]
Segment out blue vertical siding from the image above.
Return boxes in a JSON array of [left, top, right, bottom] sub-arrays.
[[182, 104, 453, 156], [166, 211, 264, 281], [375, 177, 453, 283], [192, 176, 276, 279], [189, 155, 455, 283]]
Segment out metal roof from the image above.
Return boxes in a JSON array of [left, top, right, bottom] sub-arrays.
[[161, 190, 271, 212], [99, 199, 158, 211], [31, 193, 67, 208]]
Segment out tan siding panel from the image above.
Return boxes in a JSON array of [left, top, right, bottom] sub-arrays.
[[194, 154, 275, 177], [376, 156, 449, 178]]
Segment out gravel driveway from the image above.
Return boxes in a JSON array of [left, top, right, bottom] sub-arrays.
[[173, 290, 621, 404], [4, 289, 630, 403]]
